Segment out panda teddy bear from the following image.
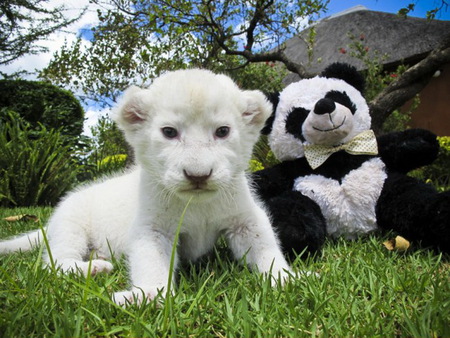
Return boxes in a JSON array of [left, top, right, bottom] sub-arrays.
[[253, 62, 450, 257]]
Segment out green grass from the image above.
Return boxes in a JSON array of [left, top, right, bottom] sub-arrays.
[[1, 207, 449, 337]]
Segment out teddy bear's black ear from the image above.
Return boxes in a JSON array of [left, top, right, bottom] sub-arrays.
[[321, 62, 365, 94], [261, 92, 279, 135]]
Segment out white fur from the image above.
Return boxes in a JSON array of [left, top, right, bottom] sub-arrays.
[[0, 69, 291, 305], [294, 158, 387, 238]]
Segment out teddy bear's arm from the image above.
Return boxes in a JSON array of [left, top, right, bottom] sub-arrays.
[[252, 161, 302, 200], [377, 128, 439, 174], [252, 159, 314, 200], [252, 165, 293, 201]]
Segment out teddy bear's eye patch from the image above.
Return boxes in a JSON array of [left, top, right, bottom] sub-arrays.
[[325, 90, 356, 114], [285, 107, 308, 141]]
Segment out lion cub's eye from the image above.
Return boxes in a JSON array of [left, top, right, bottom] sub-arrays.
[[215, 126, 230, 139], [162, 127, 178, 139]]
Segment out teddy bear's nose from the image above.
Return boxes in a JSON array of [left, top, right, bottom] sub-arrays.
[[314, 98, 336, 115]]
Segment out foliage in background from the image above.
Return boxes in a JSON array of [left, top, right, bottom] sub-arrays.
[[78, 116, 130, 181], [40, 0, 327, 104], [344, 34, 418, 134], [227, 61, 288, 93], [410, 136, 450, 191], [250, 136, 280, 172], [0, 110, 78, 207], [230, 61, 286, 172], [0, 79, 85, 148], [0, 0, 84, 72]]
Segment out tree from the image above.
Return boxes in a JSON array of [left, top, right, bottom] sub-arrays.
[[41, 0, 326, 104], [41, 0, 450, 131], [0, 0, 84, 71]]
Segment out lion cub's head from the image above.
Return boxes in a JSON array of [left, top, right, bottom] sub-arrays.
[[114, 69, 271, 201]]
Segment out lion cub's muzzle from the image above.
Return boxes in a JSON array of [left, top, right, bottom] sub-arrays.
[[183, 169, 213, 190]]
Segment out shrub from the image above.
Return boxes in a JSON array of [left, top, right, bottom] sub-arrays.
[[251, 135, 280, 171], [0, 79, 84, 147], [248, 159, 264, 172], [423, 136, 450, 190], [0, 110, 79, 206], [96, 154, 128, 177]]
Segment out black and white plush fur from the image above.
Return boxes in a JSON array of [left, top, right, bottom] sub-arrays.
[[253, 63, 450, 256]]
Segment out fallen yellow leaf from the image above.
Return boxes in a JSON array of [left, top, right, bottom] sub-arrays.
[[383, 235, 410, 251], [3, 214, 39, 222]]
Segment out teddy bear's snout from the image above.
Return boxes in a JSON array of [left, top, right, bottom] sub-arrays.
[[314, 98, 336, 115]]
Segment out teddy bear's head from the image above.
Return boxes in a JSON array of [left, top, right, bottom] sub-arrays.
[[264, 63, 372, 162]]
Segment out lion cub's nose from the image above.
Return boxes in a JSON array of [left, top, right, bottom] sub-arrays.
[[183, 169, 212, 184]]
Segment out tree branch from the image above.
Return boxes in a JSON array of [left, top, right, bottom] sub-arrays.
[[369, 33, 450, 133], [245, 0, 274, 50]]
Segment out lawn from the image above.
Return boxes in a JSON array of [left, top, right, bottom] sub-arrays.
[[0, 207, 449, 337]]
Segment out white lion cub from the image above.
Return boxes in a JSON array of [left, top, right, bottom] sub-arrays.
[[0, 69, 291, 305]]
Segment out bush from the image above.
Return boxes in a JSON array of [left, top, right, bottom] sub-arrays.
[[250, 135, 280, 171], [0, 79, 84, 147], [0, 110, 79, 206], [96, 154, 128, 176]]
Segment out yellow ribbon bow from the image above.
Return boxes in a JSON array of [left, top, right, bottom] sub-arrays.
[[304, 130, 379, 169]]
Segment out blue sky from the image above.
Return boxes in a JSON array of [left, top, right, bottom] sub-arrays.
[[325, 0, 450, 19]]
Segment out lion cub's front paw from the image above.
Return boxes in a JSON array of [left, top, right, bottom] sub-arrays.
[[55, 259, 114, 276], [88, 259, 114, 275], [113, 287, 163, 306]]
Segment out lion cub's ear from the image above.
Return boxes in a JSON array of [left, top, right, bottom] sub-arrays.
[[114, 86, 150, 131], [241, 90, 273, 131]]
